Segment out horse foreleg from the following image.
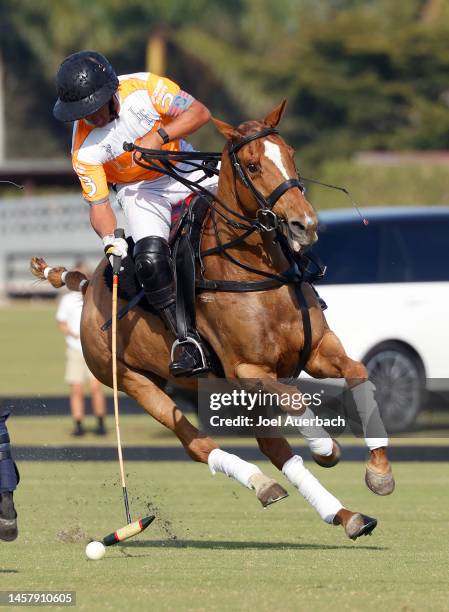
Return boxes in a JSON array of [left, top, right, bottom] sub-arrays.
[[115, 363, 287, 507], [235, 364, 376, 539], [258, 439, 376, 538], [305, 330, 395, 495], [234, 363, 340, 467]]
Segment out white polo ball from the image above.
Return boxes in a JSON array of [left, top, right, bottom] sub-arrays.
[[85, 540, 106, 560]]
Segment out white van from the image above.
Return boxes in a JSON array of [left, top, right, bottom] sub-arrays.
[[310, 206, 449, 431]]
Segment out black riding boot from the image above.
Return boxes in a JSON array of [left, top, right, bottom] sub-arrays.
[[134, 236, 208, 377], [159, 301, 209, 377], [0, 491, 17, 541]]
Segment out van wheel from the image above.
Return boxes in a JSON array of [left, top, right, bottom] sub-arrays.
[[363, 342, 425, 433]]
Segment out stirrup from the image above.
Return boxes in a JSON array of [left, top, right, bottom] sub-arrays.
[[170, 335, 209, 377]]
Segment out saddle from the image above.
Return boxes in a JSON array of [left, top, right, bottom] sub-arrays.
[[102, 195, 222, 374]]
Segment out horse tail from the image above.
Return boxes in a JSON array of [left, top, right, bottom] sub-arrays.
[[30, 257, 89, 295]]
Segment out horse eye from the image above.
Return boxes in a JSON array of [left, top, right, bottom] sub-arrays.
[[247, 163, 258, 173]]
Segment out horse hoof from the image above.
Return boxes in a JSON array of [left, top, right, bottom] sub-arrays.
[[365, 464, 395, 496], [312, 439, 341, 468], [258, 481, 289, 508], [0, 517, 18, 542], [345, 513, 377, 541], [249, 474, 289, 508]]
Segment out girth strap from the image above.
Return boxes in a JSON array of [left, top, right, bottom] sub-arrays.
[[291, 282, 312, 379], [196, 278, 284, 292]]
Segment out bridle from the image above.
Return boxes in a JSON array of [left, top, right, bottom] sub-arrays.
[[227, 127, 306, 232], [119, 131, 323, 378], [127, 126, 307, 235]]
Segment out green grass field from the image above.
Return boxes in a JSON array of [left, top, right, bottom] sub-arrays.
[[3, 462, 449, 611], [2, 305, 449, 610], [0, 303, 69, 396]]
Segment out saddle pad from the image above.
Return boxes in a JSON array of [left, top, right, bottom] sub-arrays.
[[103, 194, 210, 309]]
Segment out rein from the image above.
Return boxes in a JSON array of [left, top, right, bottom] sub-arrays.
[[117, 134, 330, 377], [126, 130, 328, 301], [125, 142, 257, 232], [126, 127, 307, 287], [125, 131, 320, 379]]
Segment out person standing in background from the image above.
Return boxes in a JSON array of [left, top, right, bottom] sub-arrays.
[[56, 262, 107, 436]]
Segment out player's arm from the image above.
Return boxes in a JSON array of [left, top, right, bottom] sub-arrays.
[[89, 198, 117, 239], [136, 78, 211, 153], [73, 161, 127, 261], [136, 100, 210, 153], [72, 163, 116, 238], [89, 199, 127, 262]]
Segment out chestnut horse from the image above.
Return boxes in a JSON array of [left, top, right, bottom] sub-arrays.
[[31, 101, 393, 540]]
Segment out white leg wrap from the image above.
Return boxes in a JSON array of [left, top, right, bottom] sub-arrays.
[[365, 438, 389, 451], [350, 381, 389, 450], [297, 407, 334, 456], [282, 455, 342, 524], [308, 437, 334, 456], [208, 448, 261, 489], [43, 266, 52, 279]]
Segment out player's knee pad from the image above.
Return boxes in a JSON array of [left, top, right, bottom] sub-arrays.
[[134, 236, 174, 308]]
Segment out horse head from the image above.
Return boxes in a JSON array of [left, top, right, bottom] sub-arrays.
[[212, 100, 318, 252]]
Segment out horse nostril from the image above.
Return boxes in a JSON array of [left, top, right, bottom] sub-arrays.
[[291, 220, 305, 231]]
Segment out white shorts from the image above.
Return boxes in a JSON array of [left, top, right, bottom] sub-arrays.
[[65, 347, 94, 385], [115, 167, 219, 243]]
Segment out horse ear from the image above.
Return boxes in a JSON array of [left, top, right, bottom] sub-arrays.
[[263, 99, 287, 128], [212, 117, 238, 141]]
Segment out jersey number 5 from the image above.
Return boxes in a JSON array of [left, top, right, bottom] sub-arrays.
[[80, 175, 98, 198]]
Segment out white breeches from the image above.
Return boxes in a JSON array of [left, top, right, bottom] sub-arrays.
[[115, 167, 219, 243]]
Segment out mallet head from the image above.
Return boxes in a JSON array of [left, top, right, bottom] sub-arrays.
[[103, 515, 155, 547]]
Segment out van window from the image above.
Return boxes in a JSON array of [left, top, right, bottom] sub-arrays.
[[312, 221, 380, 284], [380, 217, 449, 282]]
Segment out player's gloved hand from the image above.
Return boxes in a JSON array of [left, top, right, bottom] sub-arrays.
[[102, 234, 128, 267]]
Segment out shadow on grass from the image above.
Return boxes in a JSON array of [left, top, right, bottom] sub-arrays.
[[0, 569, 19, 573], [118, 539, 386, 551]]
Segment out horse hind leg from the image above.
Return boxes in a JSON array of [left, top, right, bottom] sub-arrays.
[[114, 363, 288, 508], [305, 330, 395, 495]]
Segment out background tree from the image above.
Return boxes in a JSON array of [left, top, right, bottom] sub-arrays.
[[1, 0, 449, 170]]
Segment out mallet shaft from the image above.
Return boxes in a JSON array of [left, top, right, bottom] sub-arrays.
[[103, 228, 156, 546]]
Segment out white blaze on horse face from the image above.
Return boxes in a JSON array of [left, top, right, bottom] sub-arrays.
[[304, 213, 313, 227], [263, 141, 290, 181]]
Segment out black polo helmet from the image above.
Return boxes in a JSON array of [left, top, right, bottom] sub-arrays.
[[53, 51, 119, 122]]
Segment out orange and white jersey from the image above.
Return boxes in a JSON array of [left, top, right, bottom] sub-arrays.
[[71, 72, 195, 203]]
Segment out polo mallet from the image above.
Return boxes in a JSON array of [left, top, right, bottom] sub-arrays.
[[102, 228, 155, 547]]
